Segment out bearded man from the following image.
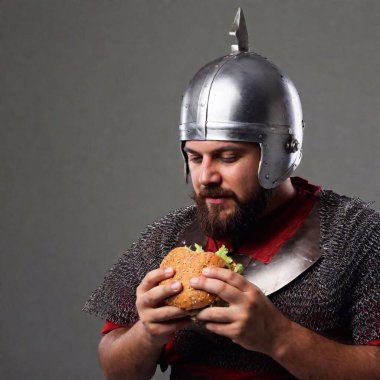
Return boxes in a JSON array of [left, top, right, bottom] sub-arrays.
[[84, 9, 380, 380]]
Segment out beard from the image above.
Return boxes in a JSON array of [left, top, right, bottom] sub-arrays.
[[192, 185, 271, 244]]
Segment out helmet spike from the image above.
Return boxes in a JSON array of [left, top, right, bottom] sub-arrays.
[[230, 7, 249, 52]]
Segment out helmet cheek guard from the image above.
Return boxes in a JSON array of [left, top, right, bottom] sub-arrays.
[[179, 8, 303, 189]]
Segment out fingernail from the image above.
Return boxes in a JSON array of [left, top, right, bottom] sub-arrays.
[[164, 267, 173, 275], [171, 281, 181, 291], [189, 277, 199, 285], [202, 268, 210, 275]]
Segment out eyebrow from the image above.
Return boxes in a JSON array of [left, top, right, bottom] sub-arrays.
[[183, 145, 247, 155]]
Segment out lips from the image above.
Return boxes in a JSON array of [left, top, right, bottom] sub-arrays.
[[205, 197, 231, 204]]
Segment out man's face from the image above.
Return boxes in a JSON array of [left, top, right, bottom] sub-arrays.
[[184, 140, 270, 241]]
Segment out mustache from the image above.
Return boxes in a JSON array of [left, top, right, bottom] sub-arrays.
[[197, 186, 236, 199]]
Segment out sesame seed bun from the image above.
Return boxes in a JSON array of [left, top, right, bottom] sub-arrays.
[[159, 247, 225, 310]]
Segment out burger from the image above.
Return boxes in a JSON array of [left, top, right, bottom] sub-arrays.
[[159, 244, 243, 311]]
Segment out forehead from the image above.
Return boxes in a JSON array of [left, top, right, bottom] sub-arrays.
[[184, 140, 259, 154]]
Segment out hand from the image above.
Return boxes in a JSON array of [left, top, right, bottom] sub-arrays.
[[136, 267, 191, 347], [189, 267, 291, 355]]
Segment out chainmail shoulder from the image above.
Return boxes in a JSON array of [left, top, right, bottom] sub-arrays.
[[318, 189, 380, 344], [83, 205, 197, 326], [268, 189, 380, 346]]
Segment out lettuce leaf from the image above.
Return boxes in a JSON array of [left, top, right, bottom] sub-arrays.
[[187, 244, 243, 274], [215, 245, 244, 273], [215, 245, 233, 264], [194, 243, 204, 253]]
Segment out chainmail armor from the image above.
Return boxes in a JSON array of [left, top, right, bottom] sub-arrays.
[[83, 190, 380, 375]]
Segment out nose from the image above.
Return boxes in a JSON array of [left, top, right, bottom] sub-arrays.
[[199, 158, 221, 187]]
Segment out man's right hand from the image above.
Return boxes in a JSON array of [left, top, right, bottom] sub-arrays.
[[98, 268, 190, 380], [135, 267, 191, 347]]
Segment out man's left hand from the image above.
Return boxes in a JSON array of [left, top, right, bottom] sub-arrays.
[[189, 266, 291, 355]]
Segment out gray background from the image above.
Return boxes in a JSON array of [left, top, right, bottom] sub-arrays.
[[1, 1, 379, 379]]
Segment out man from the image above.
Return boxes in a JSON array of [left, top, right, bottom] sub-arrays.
[[84, 9, 380, 380]]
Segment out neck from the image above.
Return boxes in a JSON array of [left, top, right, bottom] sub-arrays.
[[228, 179, 296, 248], [265, 178, 297, 215]]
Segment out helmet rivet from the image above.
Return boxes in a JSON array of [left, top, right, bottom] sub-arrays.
[[285, 138, 300, 153], [265, 174, 270, 179]]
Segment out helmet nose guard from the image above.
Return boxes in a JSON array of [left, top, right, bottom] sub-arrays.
[[179, 8, 303, 189]]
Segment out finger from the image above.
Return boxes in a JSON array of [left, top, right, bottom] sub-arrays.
[[137, 280, 183, 309], [144, 305, 191, 323], [203, 322, 235, 339], [145, 317, 192, 337], [202, 267, 250, 292], [137, 267, 174, 296], [189, 276, 245, 304], [196, 306, 234, 323]]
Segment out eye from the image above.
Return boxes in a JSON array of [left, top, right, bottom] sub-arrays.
[[188, 155, 202, 164], [220, 154, 238, 163]]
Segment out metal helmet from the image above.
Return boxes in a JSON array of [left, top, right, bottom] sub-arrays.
[[179, 8, 303, 189]]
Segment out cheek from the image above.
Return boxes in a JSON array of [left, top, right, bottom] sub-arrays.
[[188, 169, 200, 191], [226, 170, 259, 200]]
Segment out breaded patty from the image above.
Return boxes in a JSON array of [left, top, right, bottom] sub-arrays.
[[160, 247, 225, 310]]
